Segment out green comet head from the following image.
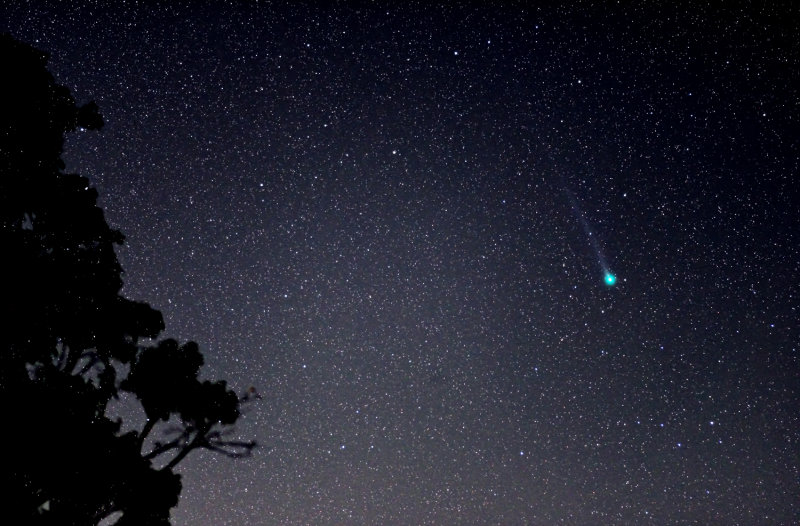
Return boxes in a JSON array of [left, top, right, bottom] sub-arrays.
[[604, 272, 616, 286]]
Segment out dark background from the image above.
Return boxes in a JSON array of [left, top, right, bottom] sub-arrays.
[[3, 2, 798, 524]]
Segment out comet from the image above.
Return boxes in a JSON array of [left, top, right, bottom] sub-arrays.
[[561, 175, 617, 287]]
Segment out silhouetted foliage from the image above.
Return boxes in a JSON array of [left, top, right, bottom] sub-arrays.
[[1, 34, 256, 525]]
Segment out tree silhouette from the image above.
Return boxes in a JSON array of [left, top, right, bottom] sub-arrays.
[[1, 34, 256, 525]]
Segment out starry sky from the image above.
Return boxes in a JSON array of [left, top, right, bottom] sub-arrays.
[[4, 2, 800, 524]]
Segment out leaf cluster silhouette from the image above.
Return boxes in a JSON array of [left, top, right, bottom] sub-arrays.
[[1, 34, 256, 525]]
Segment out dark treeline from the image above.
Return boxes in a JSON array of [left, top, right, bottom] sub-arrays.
[[1, 34, 255, 526]]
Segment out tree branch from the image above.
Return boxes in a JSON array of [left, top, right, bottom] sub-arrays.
[[143, 438, 184, 461], [165, 426, 209, 470], [138, 419, 157, 452], [77, 351, 100, 375], [204, 439, 257, 459], [63, 341, 83, 374]]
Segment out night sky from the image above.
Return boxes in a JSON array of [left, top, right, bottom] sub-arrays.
[[4, 2, 800, 524]]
